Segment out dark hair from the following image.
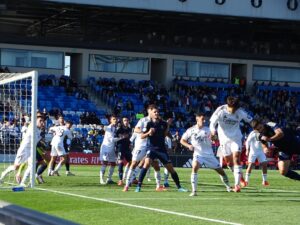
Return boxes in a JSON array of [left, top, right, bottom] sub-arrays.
[[37, 115, 45, 120], [147, 104, 157, 110], [195, 112, 205, 118], [226, 96, 239, 108], [65, 120, 73, 125], [250, 119, 261, 130], [110, 114, 117, 120]]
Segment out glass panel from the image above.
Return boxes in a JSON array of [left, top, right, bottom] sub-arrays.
[[200, 63, 229, 78], [31, 51, 63, 69], [173, 60, 229, 78], [272, 67, 300, 82], [173, 60, 187, 76], [0, 49, 63, 69], [1, 49, 28, 67], [89, 54, 149, 74], [253, 66, 271, 81], [187, 61, 200, 77]]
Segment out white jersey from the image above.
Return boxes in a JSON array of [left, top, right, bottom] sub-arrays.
[[130, 132, 147, 150], [209, 105, 252, 142], [135, 116, 150, 146], [15, 124, 42, 165], [245, 130, 263, 154], [182, 125, 214, 157], [50, 125, 72, 146], [101, 124, 117, 150], [19, 124, 42, 151]]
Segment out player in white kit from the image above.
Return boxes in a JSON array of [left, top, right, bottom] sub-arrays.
[[181, 113, 231, 196], [244, 129, 269, 186], [48, 120, 73, 176], [122, 131, 147, 191], [209, 96, 252, 192], [100, 115, 125, 184], [0, 115, 45, 184]]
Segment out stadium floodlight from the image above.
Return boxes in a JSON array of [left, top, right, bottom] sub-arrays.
[[0, 71, 38, 188]]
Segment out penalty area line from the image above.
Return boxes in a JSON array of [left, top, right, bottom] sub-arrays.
[[36, 187, 243, 225]]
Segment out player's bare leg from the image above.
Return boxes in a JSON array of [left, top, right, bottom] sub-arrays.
[[244, 162, 253, 186], [278, 160, 300, 180], [261, 161, 269, 186], [214, 168, 231, 192], [52, 155, 66, 176]]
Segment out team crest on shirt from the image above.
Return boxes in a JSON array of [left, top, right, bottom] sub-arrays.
[[222, 114, 238, 125]]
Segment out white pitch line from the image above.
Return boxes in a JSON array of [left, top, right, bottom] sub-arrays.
[[36, 187, 243, 225], [200, 182, 300, 193]]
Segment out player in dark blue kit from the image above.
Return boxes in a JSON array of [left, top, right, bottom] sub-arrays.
[[135, 105, 188, 192], [116, 117, 132, 186], [251, 119, 300, 181]]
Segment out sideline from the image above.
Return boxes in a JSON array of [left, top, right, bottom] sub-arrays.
[[36, 187, 243, 225]]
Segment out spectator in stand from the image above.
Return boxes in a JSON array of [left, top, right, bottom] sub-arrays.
[[175, 117, 184, 129], [172, 130, 182, 154], [59, 76, 67, 87]]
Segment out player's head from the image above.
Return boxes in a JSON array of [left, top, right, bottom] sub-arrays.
[[147, 104, 157, 114], [226, 96, 239, 111], [149, 105, 159, 119], [122, 117, 129, 127], [58, 115, 65, 125], [195, 112, 205, 127], [110, 114, 118, 125], [65, 120, 73, 129], [36, 115, 45, 129], [250, 119, 264, 133]]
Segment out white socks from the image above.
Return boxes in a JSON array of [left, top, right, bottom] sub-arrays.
[[54, 161, 63, 172], [220, 174, 230, 188], [20, 167, 31, 185], [234, 166, 242, 186], [154, 170, 161, 188], [191, 173, 198, 193], [164, 168, 169, 183], [262, 173, 267, 182], [100, 165, 106, 183], [125, 168, 133, 187], [108, 166, 115, 180], [245, 173, 250, 183], [123, 166, 129, 181]]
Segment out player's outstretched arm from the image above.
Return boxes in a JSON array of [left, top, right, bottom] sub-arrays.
[[180, 138, 194, 151]]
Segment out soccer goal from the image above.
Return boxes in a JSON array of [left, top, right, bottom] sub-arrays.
[[0, 71, 38, 188]]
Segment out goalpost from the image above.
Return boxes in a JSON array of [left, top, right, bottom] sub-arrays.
[[0, 71, 38, 188]]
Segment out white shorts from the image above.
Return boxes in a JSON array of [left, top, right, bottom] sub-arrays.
[[14, 147, 30, 165], [51, 144, 66, 157], [131, 147, 147, 162], [248, 151, 267, 163], [193, 154, 221, 169], [100, 145, 116, 163], [219, 139, 242, 157]]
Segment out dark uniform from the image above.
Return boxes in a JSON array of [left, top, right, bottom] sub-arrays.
[[144, 119, 171, 165], [116, 126, 132, 162], [259, 122, 300, 160]]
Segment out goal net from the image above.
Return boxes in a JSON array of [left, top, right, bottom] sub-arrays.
[[0, 71, 38, 188]]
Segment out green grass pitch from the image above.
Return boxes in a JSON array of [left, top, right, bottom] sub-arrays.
[[0, 166, 299, 225]]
